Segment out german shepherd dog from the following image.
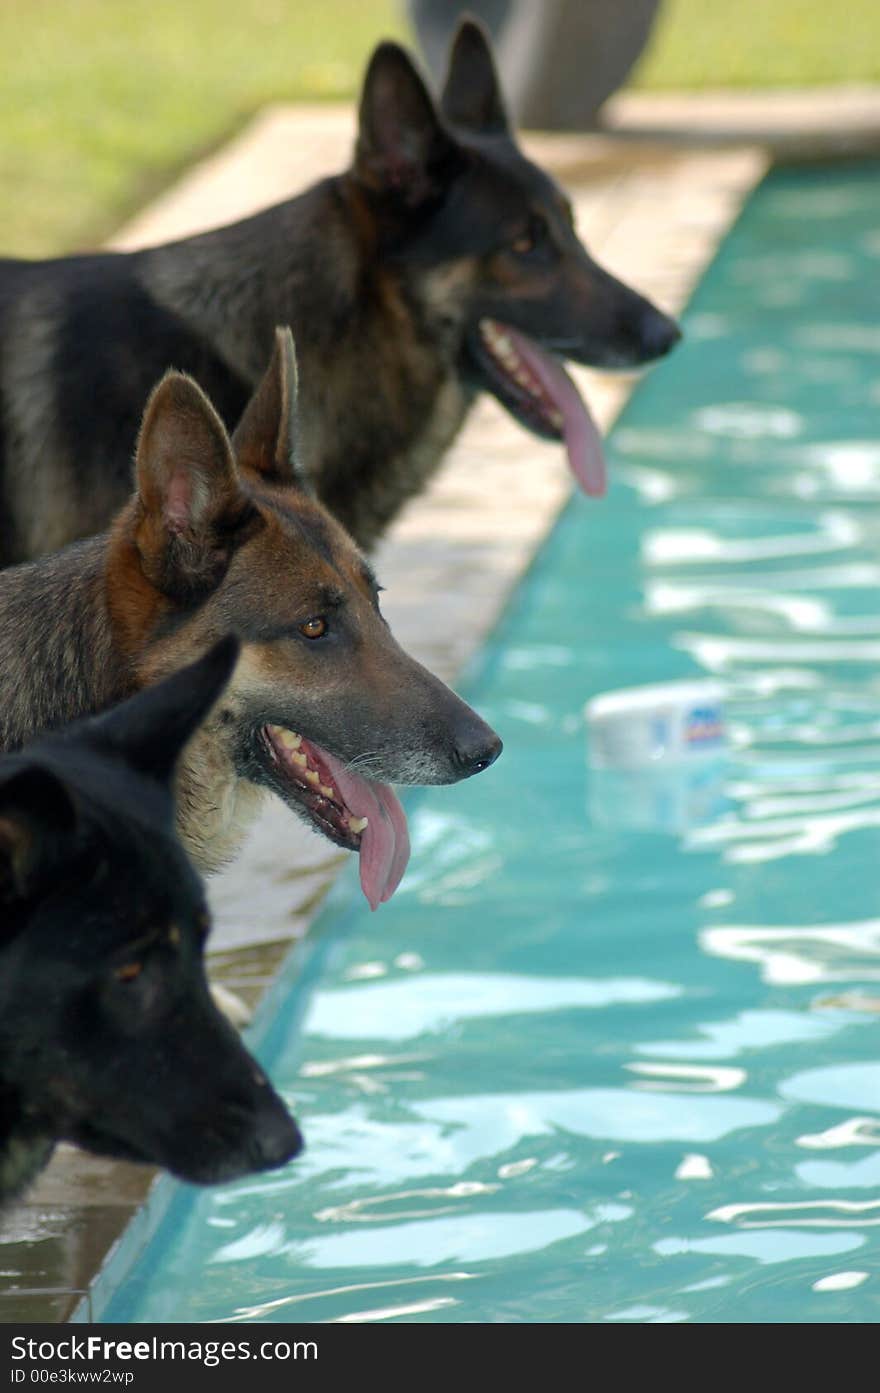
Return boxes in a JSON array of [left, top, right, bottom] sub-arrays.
[[0, 637, 302, 1204], [0, 18, 679, 566], [0, 329, 501, 911]]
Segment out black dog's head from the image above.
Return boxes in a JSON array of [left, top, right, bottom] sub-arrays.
[[0, 637, 302, 1199], [351, 17, 680, 496]]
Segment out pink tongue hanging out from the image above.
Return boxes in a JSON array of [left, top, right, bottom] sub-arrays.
[[501, 326, 607, 498], [318, 751, 411, 912]]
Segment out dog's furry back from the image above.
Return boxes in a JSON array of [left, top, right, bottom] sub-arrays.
[[0, 539, 124, 750], [0, 178, 470, 565]]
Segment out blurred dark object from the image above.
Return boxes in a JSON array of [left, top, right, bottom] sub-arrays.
[[408, 0, 662, 129]]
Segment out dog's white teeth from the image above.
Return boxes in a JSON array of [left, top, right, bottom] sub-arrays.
[[348, 816, 369, 834], [319, 784, 334, 799], [305, 769, 320, 786], [292, 751, 308, 768], [548, 408, 564, 429], [483, 321, 513, 354], [268, 724, 304, 753], [483, 321, 529, 378]]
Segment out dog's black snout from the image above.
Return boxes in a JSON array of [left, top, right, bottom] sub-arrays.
[[452, 726, 503, 778], [253, 1104, 304, 1169], [638, 307, 682, 361]]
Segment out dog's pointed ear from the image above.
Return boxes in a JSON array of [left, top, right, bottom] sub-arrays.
[[0, 764, 77, 902], [232, 327, 313, 494], [134, 372, 259, 596], [88, 636, 241, 787], [440, 16, 509, 134], [355, 40, 459, 206]]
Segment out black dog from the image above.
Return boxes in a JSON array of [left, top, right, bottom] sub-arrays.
[[0, 18, 679, 564], [0, 636, 302, 1204]]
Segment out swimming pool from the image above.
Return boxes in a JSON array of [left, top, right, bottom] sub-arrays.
[[93, 161, 880, 1323]]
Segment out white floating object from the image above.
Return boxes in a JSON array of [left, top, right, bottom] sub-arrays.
[[585, 679, 726, 769], [585, 679, 728, 834]]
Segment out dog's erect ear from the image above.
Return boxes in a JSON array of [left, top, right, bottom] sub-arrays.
[[0, 765, 77, 902], [134, 373, 258, 596], [88, 636, 241, 787], [232, 328, 313, 494], [355, 41, 458, 206], [440, 16, 509, 135]]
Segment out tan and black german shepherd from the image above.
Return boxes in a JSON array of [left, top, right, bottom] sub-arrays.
[[0, 329, 501, 910], [0, 19, 679, 566]]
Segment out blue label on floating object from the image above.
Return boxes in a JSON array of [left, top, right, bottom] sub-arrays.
[[685, 705, 724, 744]]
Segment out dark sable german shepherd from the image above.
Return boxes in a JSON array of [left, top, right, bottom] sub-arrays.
[[0, 329, 501, 911], [0, 637, 302, 1204], [0, 19, 679, 566]]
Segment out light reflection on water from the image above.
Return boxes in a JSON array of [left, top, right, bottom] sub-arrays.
[[101, 164, 880, 1323], [303, 973, 681, 1040]]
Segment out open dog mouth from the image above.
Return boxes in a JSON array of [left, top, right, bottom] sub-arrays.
[[470, 318, 607, 497], [259, 724, 410, 911]]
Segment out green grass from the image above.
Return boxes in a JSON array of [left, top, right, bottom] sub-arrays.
[[3, 1, 880, 259], [633, 0, 880, 90], [0, 0, 403, 257]]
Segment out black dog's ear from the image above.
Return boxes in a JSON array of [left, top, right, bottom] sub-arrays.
[[134, 373, 259, 597], [90, 636, 241, 788], [440, 16, 509, 135], [232, 327, 312, 494], [355, 41, 459, 206], [0, 765, 77, 901]]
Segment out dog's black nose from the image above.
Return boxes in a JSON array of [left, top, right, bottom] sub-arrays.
[[253, 1104, 304, 1169], [453, 726, 503, 778], [640, 308, 682, 360]]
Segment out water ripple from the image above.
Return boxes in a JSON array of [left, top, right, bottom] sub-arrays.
[[708, 1200, 880, 1228], [702, 922, 880, 985], [303, 973, 681, 1041]]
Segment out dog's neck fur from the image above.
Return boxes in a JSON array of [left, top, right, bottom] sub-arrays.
[[0, 539, 264, 874], [0, 1082, 55, 1206], [140, 176, 474, 551], [0, 539, 126, 753]]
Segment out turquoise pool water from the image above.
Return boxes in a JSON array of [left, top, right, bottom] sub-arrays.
[[99, 163, 880, 1324]]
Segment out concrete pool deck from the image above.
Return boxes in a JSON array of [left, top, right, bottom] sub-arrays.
[[4, 83, 878, 1322]]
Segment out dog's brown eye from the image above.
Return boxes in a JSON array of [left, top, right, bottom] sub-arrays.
[[115, 962, 142, 983], [511, 215, 545, 257], [299, 616, 327, 640], [168, 925, 181, 948]]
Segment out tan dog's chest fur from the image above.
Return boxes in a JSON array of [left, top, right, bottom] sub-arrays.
[[175, 721, 266, 874], [137, 641, 287, 873]]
